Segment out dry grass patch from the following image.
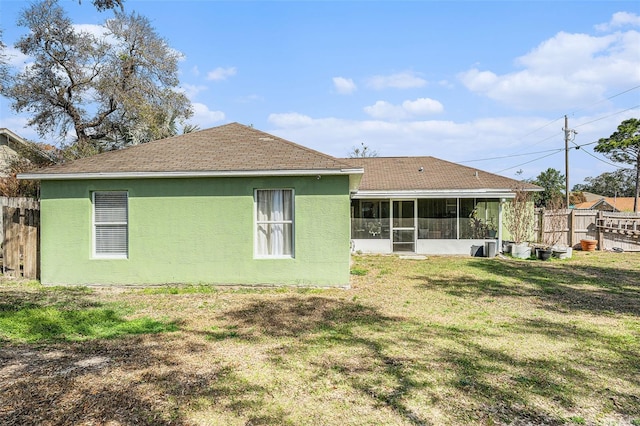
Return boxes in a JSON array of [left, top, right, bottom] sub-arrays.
[[1, 251, 639, 425]]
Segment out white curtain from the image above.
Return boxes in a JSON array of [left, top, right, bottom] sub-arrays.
[[257, 190, 292, 256]]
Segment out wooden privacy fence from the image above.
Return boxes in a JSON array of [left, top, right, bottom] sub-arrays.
[[596, 212, 640, 251], [535, 208, 640, 252], [1, 197, 40, 279]]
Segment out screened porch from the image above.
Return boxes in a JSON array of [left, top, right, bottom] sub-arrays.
[[350, 197, 502, 255]]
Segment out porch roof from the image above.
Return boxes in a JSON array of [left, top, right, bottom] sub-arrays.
[[345, 156, 541, 196]]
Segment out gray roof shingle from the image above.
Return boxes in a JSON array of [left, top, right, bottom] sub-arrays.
[[27, 123, 358, 176], [345, 156, 541, 191]]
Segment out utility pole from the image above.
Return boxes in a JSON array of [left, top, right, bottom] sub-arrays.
[[563, 115, 577, 208]]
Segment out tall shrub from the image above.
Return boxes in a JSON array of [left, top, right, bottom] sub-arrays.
[[504, 186, 535, 244]]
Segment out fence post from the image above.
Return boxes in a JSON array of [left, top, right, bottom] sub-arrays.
[[597, 210, 604, 250], [23, 208, 39, 279], [536, 209, 544, 243], [2, 203, 40, 279], [569, 209, 575, 248], [2, 207, 20, 277]]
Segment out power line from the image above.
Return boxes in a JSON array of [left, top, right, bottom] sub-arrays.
[[512, 116, 564, 143], [493, 150, 563, 175], [454, 88, 639, 176], [574, 104, 640, 129], [490, 105, 638, 174], [460, 140, 599, 163], [502, 86, 640, 158], [460, 147, 564, 163], [571, 140, 629, 169], [493, 87, 640, 170], [570, 85, 640, 116]]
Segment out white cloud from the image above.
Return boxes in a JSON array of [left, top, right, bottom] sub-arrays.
[[402, 98, 444, 115], [459, 29, 640, 110], [595, 12, 640, 31], [366, 71, 427, 90], [267, 112, 315, 128], [190, 102, 225, 127], [363, 98, 443, 120], [3, 46, 30, 69], [181, 84, 208, 99], [266, 109, 635, 184], [363, 101, 405, 120], [206, 66, 237, 81], [267, 114, 509, 160], [73, 23, 109, 39], [332, 77, 357, 94]]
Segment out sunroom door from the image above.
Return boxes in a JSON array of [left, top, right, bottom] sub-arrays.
[[392, 200, 415, 252]]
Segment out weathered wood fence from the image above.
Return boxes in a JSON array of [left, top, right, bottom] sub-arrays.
[[1, 197, 40, 279], [535, 208, 640, 252]]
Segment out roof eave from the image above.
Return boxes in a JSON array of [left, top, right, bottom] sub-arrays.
[[352, 189, 529, 199], [18, 168, 365, 181]]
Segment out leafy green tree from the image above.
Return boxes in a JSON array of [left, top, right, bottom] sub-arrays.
[[3, 0, 191, 158], [530, 168, 565, 208], [594, 118, 640, 212], [572, 168, 636, 197]]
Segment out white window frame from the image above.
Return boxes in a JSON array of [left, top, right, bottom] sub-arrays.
[[254, 188, 294, 259], [92, 191, 129, 259]]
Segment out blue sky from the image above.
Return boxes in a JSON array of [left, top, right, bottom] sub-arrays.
[[1, 0, 639, 186]]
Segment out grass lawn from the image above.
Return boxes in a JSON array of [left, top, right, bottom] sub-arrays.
[[1, 252, 639, 425]]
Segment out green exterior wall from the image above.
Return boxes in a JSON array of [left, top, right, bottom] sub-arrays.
[[39, 175, 352, 287]]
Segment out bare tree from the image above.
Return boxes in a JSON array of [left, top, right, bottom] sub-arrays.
[[3, 0, 192, 158], [348, 142, 379, 158], [541, 196, 567, 248], [86, 0, 124, 11], [504, 185, 535, 245], [0, 30, 8, 92]]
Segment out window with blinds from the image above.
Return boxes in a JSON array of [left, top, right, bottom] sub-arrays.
[[93, 191, 128, 258]]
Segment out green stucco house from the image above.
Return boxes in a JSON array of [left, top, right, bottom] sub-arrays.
[[20, 123, 363, 287]]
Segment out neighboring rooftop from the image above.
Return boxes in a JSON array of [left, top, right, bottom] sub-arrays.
[[20, 123, 360, 178], [575, 197, 637, 212], [346, 156, 541, 192], [580, 191, 606, 202], [0, 128, 55, 172]]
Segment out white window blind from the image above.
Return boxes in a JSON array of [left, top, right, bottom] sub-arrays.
[[255, 189, 293, 257], [94, 191, 128, 258]]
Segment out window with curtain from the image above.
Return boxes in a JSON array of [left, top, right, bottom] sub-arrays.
[[255, 189, 294, 257], [93, 191, 128, 258]]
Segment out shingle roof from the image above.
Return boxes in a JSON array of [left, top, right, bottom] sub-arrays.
[[25, 123, 358, 176], [345, 156, 541, 192], [575, 197, 637, 212]]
